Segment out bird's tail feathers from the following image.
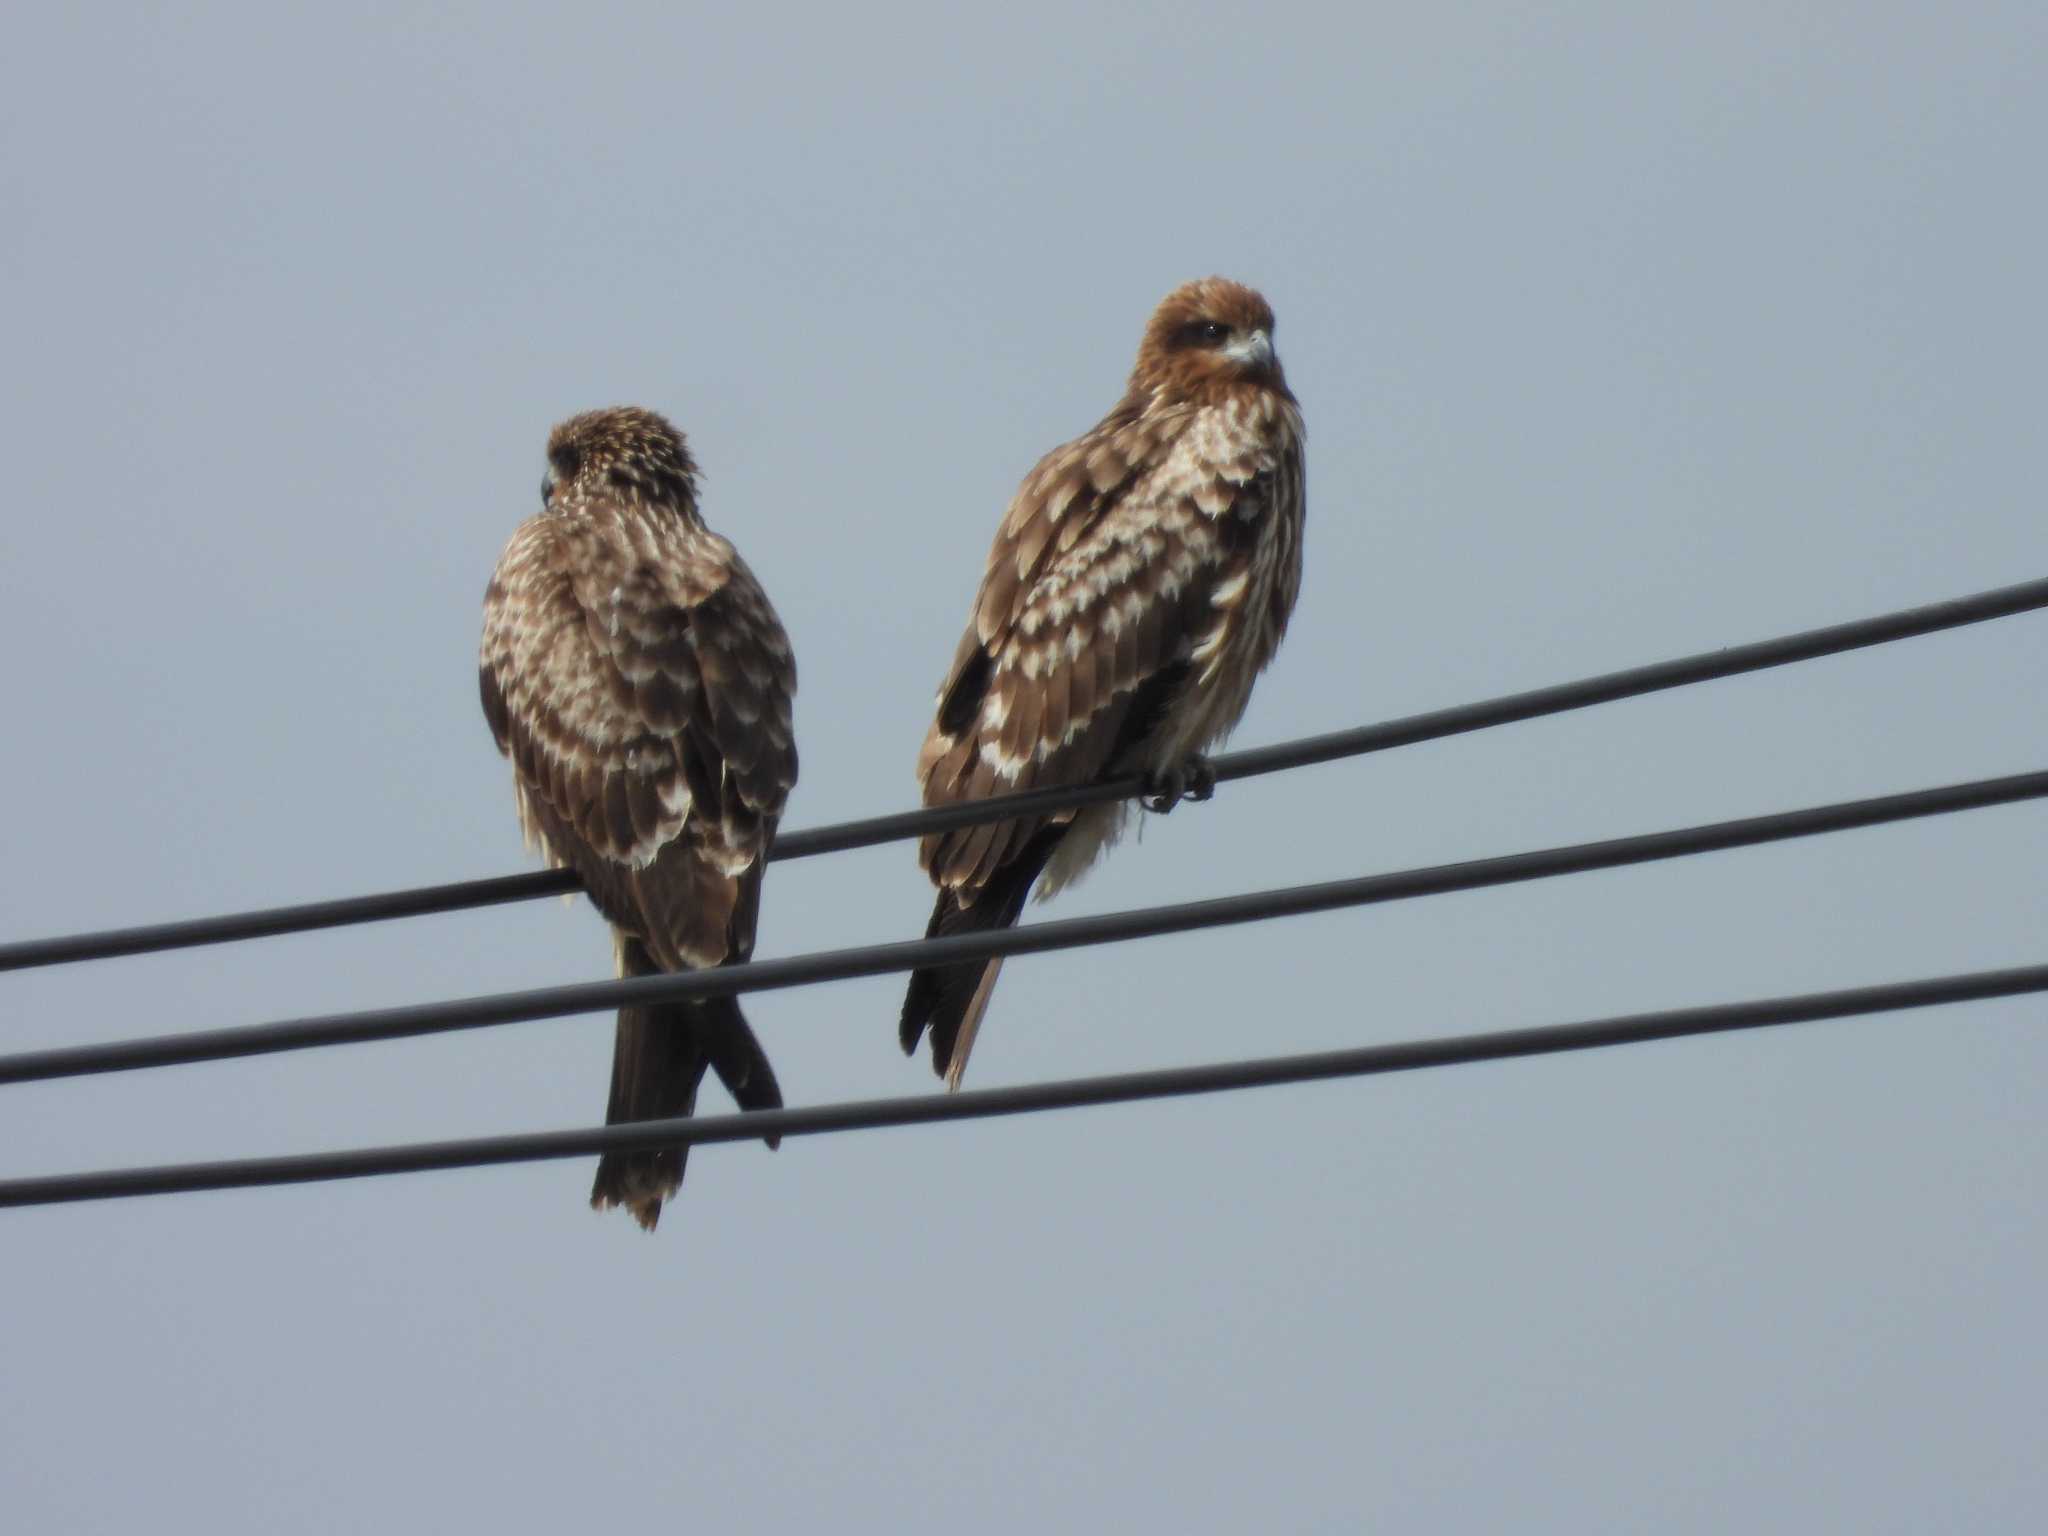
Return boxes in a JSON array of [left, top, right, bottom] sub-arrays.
[[944, 958, 1006, 1093], [899, 825, 1062, 1090], [590, 941, 783, 1232]]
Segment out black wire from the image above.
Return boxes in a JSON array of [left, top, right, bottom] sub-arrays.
[[3, 961, 2041, 1208], [3, 768, 2041, 1087], [5, 574, 2045, 974]]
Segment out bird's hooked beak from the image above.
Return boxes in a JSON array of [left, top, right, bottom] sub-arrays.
[[1223, 328, 1276, 370]]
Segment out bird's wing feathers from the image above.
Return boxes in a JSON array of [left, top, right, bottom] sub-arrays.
[[916, 401, 1277, 896], [481, 509, 796, 967], [585, 543, 798, 859]]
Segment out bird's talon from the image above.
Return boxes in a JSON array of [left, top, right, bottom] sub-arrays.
[[1141, 767, 1185, 813], [1142, 755, 1215, 814]]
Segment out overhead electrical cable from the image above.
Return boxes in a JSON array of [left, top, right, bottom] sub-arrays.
[[2, 767, 2040, 1087], [4, 574, 2044, 974], [3, 961, 2041, 1208]]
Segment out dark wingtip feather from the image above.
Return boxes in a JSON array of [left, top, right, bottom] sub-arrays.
[[899, 889, 954, 1060], [700, 994, 783, 1151], [898, 826, 1064, 1083], [900, 890, 985, 1077]]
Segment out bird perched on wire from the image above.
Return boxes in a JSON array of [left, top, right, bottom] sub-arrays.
[[480, 406, 798, 1230], [901, 277, 1307, 1088]]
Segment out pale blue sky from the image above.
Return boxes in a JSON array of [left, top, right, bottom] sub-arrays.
[[3, 3, 2044, 1530]]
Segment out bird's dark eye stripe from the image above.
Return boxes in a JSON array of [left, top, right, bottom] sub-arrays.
[[1172, 319, 1231, 349]]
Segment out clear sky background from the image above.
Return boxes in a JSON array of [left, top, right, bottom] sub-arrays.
[[4, 4, 2044, 1531]]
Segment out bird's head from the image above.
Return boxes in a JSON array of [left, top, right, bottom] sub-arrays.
[[541, 406, 701, 517], [1129, 277, 1289, 405]]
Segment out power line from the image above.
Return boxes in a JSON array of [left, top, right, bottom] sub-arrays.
[[3, 960, 2041, 1209], [4, 574, 2045, 974], [3, 767, 2041, 1087]]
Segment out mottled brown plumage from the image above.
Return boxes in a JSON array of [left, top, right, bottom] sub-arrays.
[[902, 278, 1307, 1087], [480, 407, 798, 1229]]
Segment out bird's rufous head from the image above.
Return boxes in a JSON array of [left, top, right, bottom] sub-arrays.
[[541, 406, 701, 516], [1128, 277, 1289, 405]]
